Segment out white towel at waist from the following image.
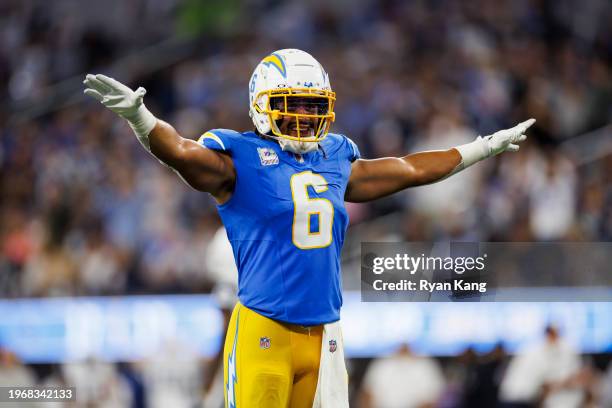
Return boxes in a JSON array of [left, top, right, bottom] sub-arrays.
[[312, 321, 349, 408]]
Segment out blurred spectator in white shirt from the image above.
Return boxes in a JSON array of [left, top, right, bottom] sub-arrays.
[[528, 151, 577, 240], [500, 325, 584, 408], [359, 344, 445, 408], [205, 226, 238, 310], [203, 226, 238, 407], [62, 358, 133, 408], [139, 340, 205, 408]]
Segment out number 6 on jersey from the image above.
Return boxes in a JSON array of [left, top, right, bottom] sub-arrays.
[[290, 171, 334, 249]]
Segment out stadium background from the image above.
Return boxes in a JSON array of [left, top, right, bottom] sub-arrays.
[[0, 0, 611, 406]]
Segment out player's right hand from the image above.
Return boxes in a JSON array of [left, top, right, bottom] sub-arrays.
[[84, 74, 158, 149], [83, 74, 147, 121]]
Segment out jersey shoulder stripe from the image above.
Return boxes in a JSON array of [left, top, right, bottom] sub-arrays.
[[198, 131, 226, 150], [198, 128, 243, 152]]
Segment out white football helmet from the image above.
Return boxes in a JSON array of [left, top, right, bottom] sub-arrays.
[[248, 49, 336, 153]]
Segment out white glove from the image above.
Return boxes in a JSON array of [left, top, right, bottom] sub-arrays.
[[83, 74, 157, 150], [453, 118, 536, 172]]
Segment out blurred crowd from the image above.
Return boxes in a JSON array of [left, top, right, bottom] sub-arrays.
[[0, 0, 611, 406], [1, 0, 610, 297], [1, 325, 612, 407], [356, 326, 609, 408]]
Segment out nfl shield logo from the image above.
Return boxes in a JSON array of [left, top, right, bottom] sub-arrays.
[[260, 337, 271, 350], [329, 339, 337, 353]]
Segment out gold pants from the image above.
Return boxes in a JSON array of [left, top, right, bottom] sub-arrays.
[[224, 302, 323, 408]]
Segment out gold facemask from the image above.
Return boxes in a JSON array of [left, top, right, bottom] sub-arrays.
[[253, 88, 336, 142]]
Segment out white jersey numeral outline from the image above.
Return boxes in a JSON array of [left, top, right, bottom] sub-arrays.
[[290, 171, 334, 249]]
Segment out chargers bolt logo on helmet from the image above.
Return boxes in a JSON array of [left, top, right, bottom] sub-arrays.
[[249, 49, 336, 154], [261, 53, 287, 78]]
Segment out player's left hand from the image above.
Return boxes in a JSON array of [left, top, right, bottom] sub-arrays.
[[483, 118, 536, 156]]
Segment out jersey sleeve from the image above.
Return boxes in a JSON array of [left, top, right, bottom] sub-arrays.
[[321, 133, 361, 162], [197, 129, 238, 153], [343, 135, 361, 162]]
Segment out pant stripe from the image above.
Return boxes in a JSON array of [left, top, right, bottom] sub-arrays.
[[226, 308, 240, 408]]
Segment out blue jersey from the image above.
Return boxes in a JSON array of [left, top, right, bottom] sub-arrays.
[[200, 130, 360, 325]]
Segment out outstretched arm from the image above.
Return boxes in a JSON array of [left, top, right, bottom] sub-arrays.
[[346, 149, 461, 202], [83, 74, 235, 203], [345, 119, 535, 203], [147, 120, 235, 203]]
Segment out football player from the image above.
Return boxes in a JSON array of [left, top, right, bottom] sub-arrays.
[[84, 49, 534, 408]]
